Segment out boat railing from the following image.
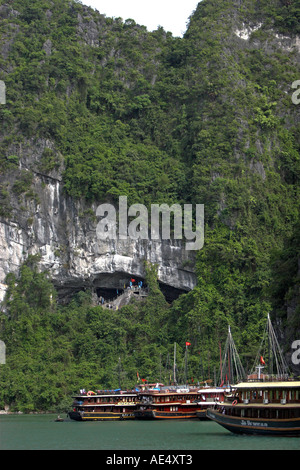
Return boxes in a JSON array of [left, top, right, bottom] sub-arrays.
[[247, 374, 291, 382], [73, 400, 83, 405], [116, 401, 135, 405], [78, 390, 138, 396]]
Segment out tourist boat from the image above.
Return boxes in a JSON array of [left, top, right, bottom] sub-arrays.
[[68, 389, 138, 421], [195, 386, 228, 419], [134, 334, 236, 420], [133, 383, 226, 419], [134, 384, 204, 419], [206, 315, 300, 436], [134, 342, 205, 419], [193, 325, 243, 420], [206, 379, 300, 436]]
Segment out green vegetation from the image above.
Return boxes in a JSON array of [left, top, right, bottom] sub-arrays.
[[0, 259, 191, 412], [0, 0, 299, 411]]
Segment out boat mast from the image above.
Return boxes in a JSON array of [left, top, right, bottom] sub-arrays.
[[173, 342, 177, 385], [118, 356, 122, 389], [184, 344, 188, 385], [219, 342, 223, 385], [251, 314, 290, 379], [219, 325, 246, 385]]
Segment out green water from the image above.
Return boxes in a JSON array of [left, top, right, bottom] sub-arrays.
[[0, 414, 299, 451]]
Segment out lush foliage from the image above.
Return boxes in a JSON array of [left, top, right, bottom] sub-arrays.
[[0, 0, 299, 410], [0, 260, 194, 412]]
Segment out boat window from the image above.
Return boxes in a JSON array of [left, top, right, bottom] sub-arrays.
[[242, 391, 250, 401]]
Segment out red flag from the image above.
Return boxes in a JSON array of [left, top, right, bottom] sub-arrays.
[[141, 378, 147, 382], [186, 342, 191, 346], [260, 356, 265, 365], [131, 278, 136, 282]]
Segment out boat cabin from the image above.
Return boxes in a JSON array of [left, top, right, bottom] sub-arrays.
[[233, 381, 300, 405]]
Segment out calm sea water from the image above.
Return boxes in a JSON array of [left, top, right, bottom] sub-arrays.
[[0, 414, 299, 452]]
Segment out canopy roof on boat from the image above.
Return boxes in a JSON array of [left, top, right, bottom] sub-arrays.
[[235, 381, 300, 389]]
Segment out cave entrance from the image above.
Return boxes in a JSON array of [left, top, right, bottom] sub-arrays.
[[93, 273, 146, 303], [55, 274, 189, 305], [158, 282, 187, 303]]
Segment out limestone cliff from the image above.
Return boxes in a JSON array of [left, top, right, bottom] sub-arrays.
[[0, 0, 299, 322], [0, 2, 199, 303], [0, 137, 196, 303]]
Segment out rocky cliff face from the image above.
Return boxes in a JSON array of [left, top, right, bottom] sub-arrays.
[[0, 0, 299, 314], [0, 138, 196, 304], [0, 2, 198, 304]]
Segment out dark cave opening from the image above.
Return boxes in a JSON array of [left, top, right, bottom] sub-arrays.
[[55, 273, 189, 305]]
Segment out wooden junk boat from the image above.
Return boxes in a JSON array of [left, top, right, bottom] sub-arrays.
[[68, 389, 138, 421], [194, 325, 246, 419], [206, 379, 300, 436], [206, 315, 300, 436], [133, 382, 227, 420], [195, 386, 228, 419], [134, 341, 227, 420]]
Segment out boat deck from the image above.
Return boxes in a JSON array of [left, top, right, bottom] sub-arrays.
[[222, 402, 300, 408]]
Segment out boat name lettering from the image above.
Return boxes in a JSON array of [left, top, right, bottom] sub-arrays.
[[241, 419, 268, 427]]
